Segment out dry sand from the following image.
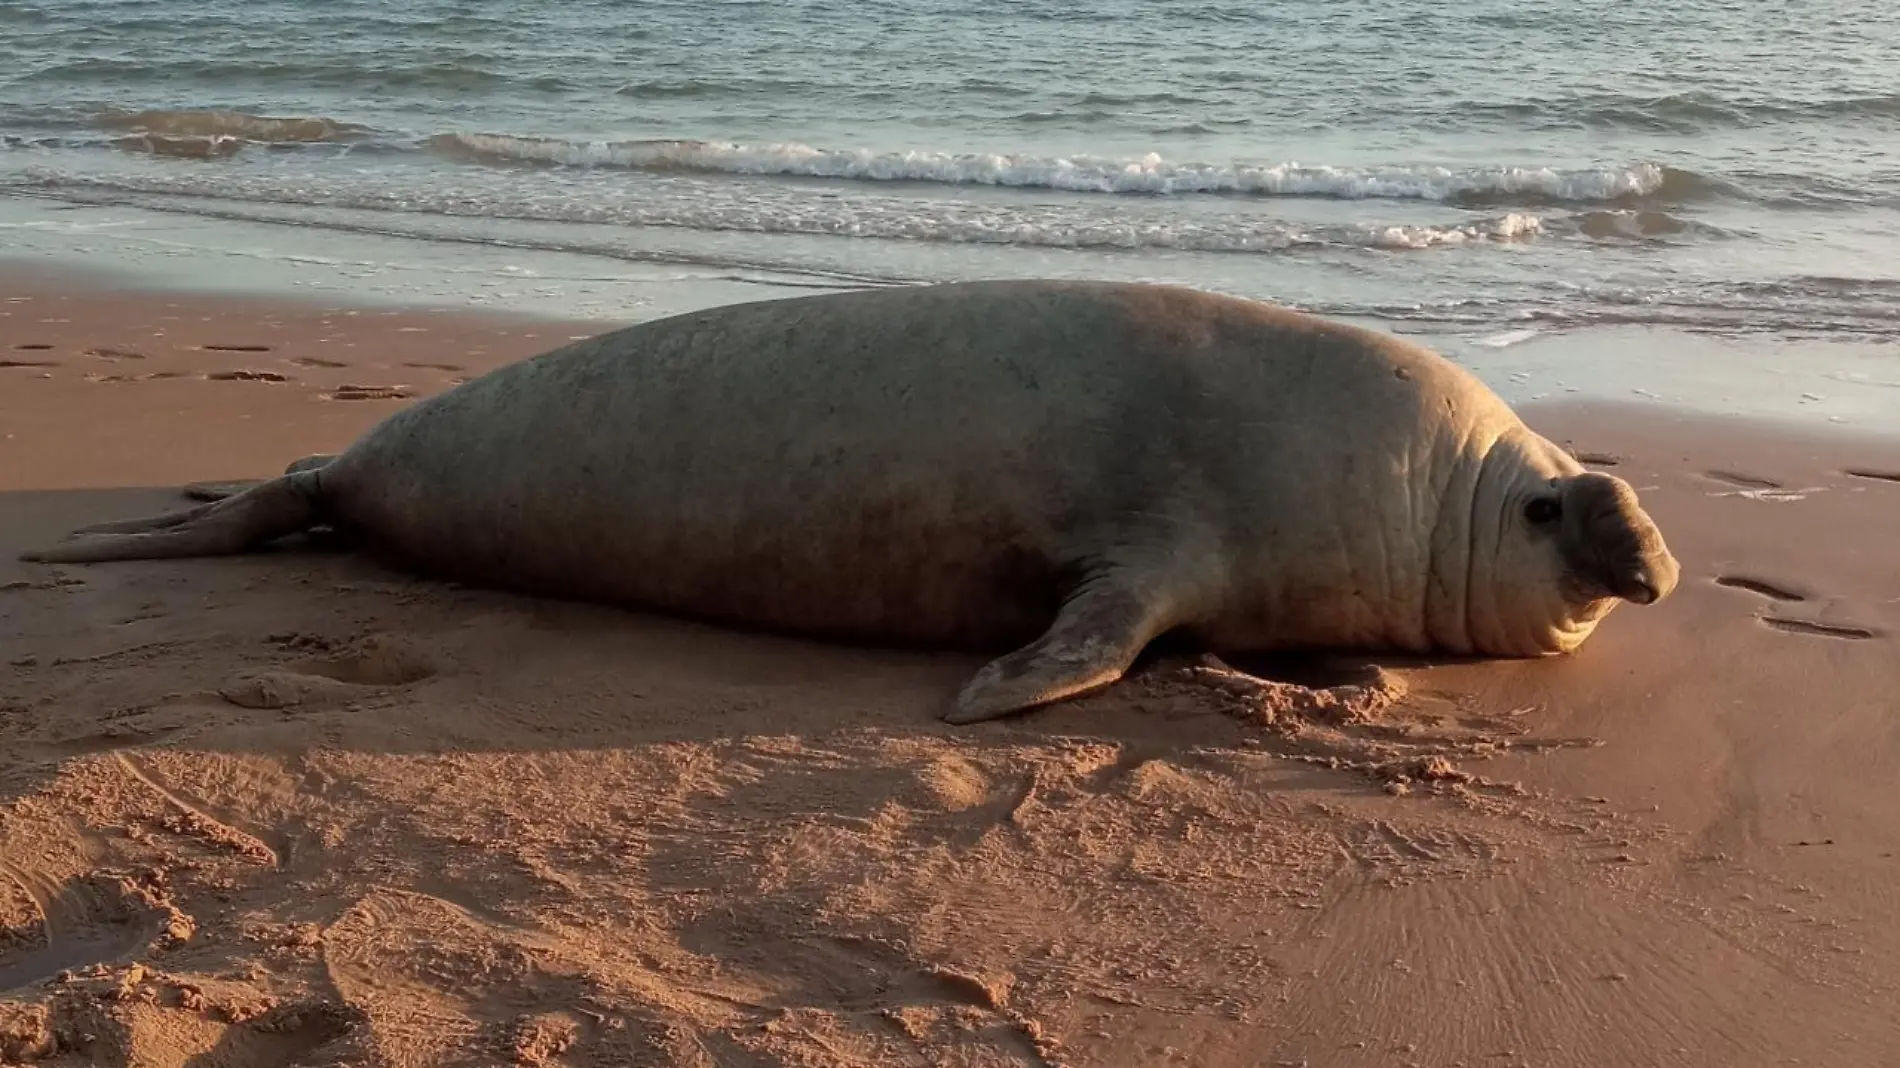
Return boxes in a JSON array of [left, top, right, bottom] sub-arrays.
[[3, 268, 1899, 1067]]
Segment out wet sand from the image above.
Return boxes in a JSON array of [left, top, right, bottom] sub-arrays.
[[3, 268, 1899, 1067]]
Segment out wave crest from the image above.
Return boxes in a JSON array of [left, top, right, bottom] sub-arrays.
[[426, 132, 1693, 205], [1468, 91, 1900, 132], [5, 168, 1550, 255]]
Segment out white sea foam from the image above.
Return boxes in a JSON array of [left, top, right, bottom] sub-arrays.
[[1473, 328, 1543, 348], [1368, 212, 1545, 248], [9, 167, 1549, 254], [432, 132, 1669, 203]]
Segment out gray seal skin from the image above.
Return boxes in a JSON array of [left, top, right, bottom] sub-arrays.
[[20, 280, 1680, 724]]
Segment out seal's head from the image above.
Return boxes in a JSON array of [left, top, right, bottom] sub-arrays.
[[1464, 444, 1679, 657]]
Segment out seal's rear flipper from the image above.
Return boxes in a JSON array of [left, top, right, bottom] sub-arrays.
[[182, 480, 263, 502], [184, 454, 338, 502], [943, 571, 1179, 724], [19, 473, 323, 564]]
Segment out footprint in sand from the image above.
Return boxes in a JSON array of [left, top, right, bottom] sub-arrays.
[[710, 932, 1040, 1064], [206, 370, 292, 383], [188, 1001, 363, 1066], [1760, 617, 1881, 641], [15, 989, 362, 1067], [403, 361, 464, 372], [219, 633, 439, 711], [298, 635, 439, 687], [199, 343, 274, 353], [1845, 468, 1900, 485], [0, 866, 193, 991], [291, 356, 350, 369], [1705, 469, 1780, 489], [85, 347, 146, 361], [1713, 575, 1807, 603], [3, 344, 57, 367], [1702, 470, 1820, 502], [1716, 573, 1882, 641], [912, 753, 995, 813], [325, 384, 413, 401], [1561, 444, 1621, 467]]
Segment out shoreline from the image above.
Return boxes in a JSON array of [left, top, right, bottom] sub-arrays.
[[10, 239, 1900, 449]]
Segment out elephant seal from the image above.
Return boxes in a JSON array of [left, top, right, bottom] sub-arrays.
[[21, 280, 1679, 723]]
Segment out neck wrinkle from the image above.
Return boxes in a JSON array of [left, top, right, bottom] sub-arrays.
[[1420, 426, 1498, 656]]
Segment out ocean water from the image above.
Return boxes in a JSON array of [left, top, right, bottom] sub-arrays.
[[4, 0, 1900, 340]]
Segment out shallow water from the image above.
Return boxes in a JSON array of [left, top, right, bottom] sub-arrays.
[[4, 0, 1900, 340]]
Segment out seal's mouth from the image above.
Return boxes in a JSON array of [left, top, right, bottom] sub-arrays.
[[1564, 571, 1658, 609]]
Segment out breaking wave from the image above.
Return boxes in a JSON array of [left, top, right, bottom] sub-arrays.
[[429, 131, 1708, 205], [2, 167, 1555, 254], [0, 108, 1759, 208]]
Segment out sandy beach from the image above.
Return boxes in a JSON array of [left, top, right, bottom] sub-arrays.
[[4, 265, 1900, 1068]]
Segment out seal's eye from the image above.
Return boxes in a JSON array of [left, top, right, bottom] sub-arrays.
[[1524, 496, 1562, 525]]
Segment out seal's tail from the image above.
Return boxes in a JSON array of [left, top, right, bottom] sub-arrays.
[[18, 471, 325, 564]]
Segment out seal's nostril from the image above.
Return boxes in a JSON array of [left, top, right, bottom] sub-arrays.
[[1616, 559, 1676, 605]]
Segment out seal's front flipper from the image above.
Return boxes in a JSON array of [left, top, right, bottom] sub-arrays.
[[945, 574, 1179, 725], [19, 473, 322, 564]]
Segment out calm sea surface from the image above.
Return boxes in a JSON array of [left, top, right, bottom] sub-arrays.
[[4, 0, 1900, 338]]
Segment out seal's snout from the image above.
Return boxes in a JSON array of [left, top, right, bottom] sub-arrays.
[[1562, 471, 1679, 606]]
